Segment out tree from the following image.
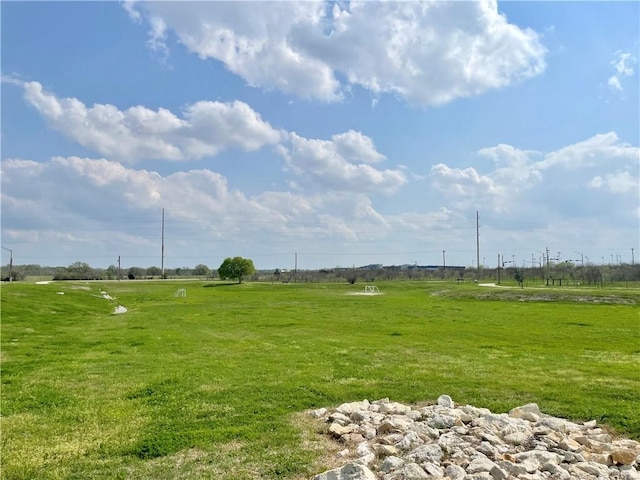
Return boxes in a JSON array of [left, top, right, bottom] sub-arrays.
[[193, 264, 211, 277], [147, 266, 162, 277], [218, 257, 255, 284], [513, 268, 524, 289], [106, 265, 118, 280]]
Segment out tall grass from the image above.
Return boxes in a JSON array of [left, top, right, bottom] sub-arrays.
[[1, 280, 638, 479]]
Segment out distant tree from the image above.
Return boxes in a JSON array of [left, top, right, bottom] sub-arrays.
[[218, 257, 255, 284], [147, 266, 162, 277], [583, 266, 603, 285], [193, 264, 211, 277], [127, 267, 145, 280], [106, 265, 118, 280], [513, 268, 524, 288], [68, 261, 95, 280]]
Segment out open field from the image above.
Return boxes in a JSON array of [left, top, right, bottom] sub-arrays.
[[1, 280, 639, 479]]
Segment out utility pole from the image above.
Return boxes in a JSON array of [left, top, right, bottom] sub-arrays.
[[2, 247, 13, 282], [546, 247, 550, 271], [294, 252, 297, 282], [442, 250, 446, 270], [161, 208, 165, 279], [117, 255, 121, 281], [632, 248, 635, 265], [575, 251, 584, 268], [497, 253, 501, 284], [476, 211, 480, 272]]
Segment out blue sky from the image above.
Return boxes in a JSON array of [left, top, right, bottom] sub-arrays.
[[2, 1, 639, 271]]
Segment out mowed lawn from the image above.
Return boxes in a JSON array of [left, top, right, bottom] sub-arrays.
[[1, 280, 639, 479]]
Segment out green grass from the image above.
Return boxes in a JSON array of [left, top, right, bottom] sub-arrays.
[[1, 280, 639, 479]]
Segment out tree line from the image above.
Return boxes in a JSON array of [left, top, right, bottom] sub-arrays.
[[3, 259, 640, 286]]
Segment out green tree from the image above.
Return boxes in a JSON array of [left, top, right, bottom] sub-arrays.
[[106, 265, 118, 280], [218, 257, 255, 284], [193, 264, 211, 277], [68, 261, 95, 280], [146, 266, 162, 277]]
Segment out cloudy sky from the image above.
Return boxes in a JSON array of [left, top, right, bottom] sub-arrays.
[[2, 1, 639, 271]]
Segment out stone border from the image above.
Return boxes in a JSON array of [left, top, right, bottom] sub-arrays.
[[311, 395, 640, 479]]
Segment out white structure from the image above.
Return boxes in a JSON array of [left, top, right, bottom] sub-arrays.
[[173, 288, 186, 298], [364, 285, 380, 294]]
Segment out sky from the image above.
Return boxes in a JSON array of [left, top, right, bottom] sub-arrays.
[[1, 0, 639, 271]]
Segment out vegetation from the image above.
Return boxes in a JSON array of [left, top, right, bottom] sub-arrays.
[[3, 261, 639, 286], [217, 256, 256, 284], [1, 279, 638, 479]]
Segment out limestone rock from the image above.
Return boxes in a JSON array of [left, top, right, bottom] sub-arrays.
[[309, 395, 639, 480], [314, 463, 377, 480]]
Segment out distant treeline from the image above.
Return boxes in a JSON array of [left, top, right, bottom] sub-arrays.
[[2, 261, 640, 285]]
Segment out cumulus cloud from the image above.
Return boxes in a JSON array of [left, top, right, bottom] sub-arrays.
[[282, 132, 406, 194], [588, 171, 638, 194], [126, 0, 546, 106], [14, 79, 407, 198], [0, 156, 401, 262], [20, 81, 281, 162], [607, 51, 637, 92], [536, 132, 638, 170], [430, 132, 639, 218]]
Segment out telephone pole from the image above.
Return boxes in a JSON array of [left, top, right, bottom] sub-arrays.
[[161, 208, 165, 279], [632, 248, 635, 265], [117, 255, 121, 281], [476, 211, 480, 271]]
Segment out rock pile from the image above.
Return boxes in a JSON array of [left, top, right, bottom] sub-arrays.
[[311, 395, 639, 480]]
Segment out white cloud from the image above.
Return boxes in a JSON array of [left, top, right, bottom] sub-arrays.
[[607, 75, 622, 92], [127, 0, 546, 106], [536, 132, 638, 170], [21, 81, 281, 162], [0, 156, 408, 265], [282, 132, 406, 194], [16, 79, 408, 198], [430, 132, 638, 219], [607, 51, 637, 93], [588, 171, 638, 194], [332, 130, 386, 164]]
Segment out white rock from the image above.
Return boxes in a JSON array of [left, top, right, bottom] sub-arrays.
[[380, 455, 404, 473], [407, 444, 444, 464], [437, 394, 455, 408], [509, 403, 542, 419], [355, 442, 373, 458], [401, 462, 429, 478], [397, 431, 423, 451], [445, 464, 466, 480], [466, 453, 498, 473], [313, 462, 377, 480], [574, 461, 611, 477], [310, 408, 328, 418], [337, 400, 370, 416], [354, 453, 375, 466]]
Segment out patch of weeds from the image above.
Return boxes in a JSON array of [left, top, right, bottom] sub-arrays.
[[8, 383, 71, 414], [126, 378, 179, 406], [132, 424, 195, 459]]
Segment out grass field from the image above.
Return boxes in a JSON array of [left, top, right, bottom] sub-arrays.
[[1, 279, 639, 479]]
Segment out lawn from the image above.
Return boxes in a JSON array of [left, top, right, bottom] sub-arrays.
[[1, 280, 639, 479]]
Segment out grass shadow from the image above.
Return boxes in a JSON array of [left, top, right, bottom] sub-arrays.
[[203, 282, 240, 288]]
